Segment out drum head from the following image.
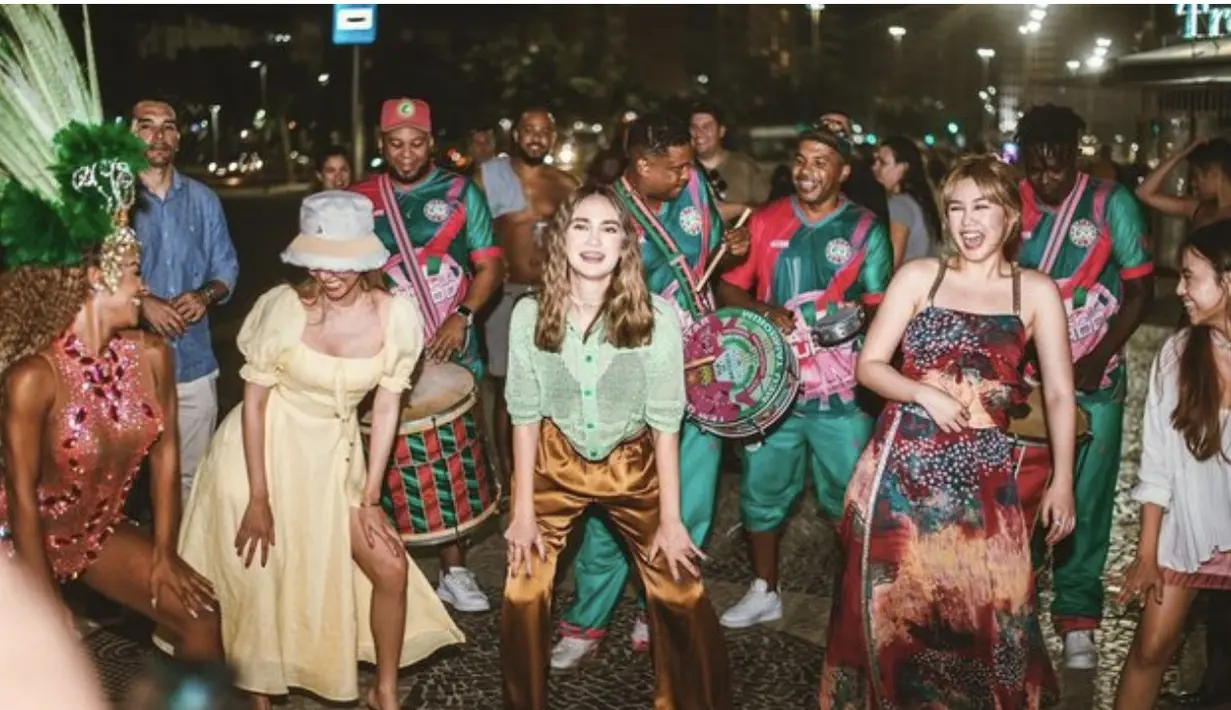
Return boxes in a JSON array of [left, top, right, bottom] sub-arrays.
[[684, 307, 798, 435], [402, 362, 475, 421]]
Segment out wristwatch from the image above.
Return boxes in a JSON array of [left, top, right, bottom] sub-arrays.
[[455, 304, 474, 327]]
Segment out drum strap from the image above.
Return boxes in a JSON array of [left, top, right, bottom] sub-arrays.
[[813, 209, 877, 311], [1057, 181, 1114, 308], [616, 176, 711, 319], [787, 210, 876, 327], [376, 174, 467, 337]]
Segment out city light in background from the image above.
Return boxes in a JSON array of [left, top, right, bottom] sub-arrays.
[[1019, 3, 1047, 35]]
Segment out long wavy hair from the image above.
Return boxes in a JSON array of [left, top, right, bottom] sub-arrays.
[[938, 154, 1023, 261], [535, 183, 654, 352], [0, 263, 91, 382], [1171, 222, 1231, 461]]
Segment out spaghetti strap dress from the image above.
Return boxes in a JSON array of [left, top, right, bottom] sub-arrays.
[[819, 263, 1058, 709]]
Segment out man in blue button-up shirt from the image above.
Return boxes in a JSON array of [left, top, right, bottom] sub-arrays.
[[131, 100, 240, 503]]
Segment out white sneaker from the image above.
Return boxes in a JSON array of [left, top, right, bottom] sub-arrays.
[[629, 613, 650, 652], [436, 567, 491, 612], [1064, 630, 1097, 670], [550, 635, 600, 670], [720, 579, 783, 629]]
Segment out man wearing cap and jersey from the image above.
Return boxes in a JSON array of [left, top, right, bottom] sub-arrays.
[[352, 97, 504, 614], [715, 126, 891, 630]]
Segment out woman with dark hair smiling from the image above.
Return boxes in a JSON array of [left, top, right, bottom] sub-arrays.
[[1114, 220, 1231, 710], [873, 135, 943, 268]]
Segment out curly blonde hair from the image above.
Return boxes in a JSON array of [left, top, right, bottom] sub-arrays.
[[939, 155, 1024, 260], [0, 264, 90, 381], [535, 184, 654, 352]]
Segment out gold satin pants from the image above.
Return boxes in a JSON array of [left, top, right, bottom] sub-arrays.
[[500, 420, 731, 710]]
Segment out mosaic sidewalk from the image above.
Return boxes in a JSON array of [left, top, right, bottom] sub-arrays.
[[90, 325, 1217, 709]]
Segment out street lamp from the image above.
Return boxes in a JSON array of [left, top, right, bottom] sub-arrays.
[[807, 3, 824, 83], [1066, 59, 1081, 72], [318, 73, 330, 86], [249, 60, 268, 110], [209, 104, 221, 164], [888, 25, 906, 41], [976, 48, 996, 143]]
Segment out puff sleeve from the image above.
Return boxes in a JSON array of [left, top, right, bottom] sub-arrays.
[[237, 285, 300, 387], [379, 294, 426, 393]]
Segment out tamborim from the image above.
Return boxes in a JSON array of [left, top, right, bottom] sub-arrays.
[[361, 362, 500, 546], [811, 303, 865, 348], [682, 307, 799, 439], [1007, 384, 1091, 448]]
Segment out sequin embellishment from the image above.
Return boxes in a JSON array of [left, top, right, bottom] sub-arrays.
[[0, 332, 163, 580]]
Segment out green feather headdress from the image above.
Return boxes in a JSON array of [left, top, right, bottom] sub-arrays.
[[0, 5, 148, 274]]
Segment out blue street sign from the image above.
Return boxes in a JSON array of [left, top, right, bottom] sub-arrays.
[[332, 4, 377, 45]]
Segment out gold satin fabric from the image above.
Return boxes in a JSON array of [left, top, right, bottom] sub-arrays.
[[500, 420, 731, 710]]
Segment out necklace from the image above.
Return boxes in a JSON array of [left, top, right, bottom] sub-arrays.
[[1214, 330, 1231, 352]]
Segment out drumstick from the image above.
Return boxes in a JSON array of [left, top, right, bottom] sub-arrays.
[[694, 208, 752, 294], [684, 355, 717, 371]]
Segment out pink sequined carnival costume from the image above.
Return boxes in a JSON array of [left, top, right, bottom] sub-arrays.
[[0, 331, 163, 580]]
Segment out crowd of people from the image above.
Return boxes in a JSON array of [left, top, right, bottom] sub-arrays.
[[1, 9, 1230, 710]]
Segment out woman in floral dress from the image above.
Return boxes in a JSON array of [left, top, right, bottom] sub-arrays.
[[819, 155, 1078, 709]]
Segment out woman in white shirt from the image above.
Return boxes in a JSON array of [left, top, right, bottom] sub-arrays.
[[1115, 222, 1231, 709]]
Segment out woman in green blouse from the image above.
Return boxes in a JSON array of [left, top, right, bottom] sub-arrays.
[[498, 184, 731, 710]]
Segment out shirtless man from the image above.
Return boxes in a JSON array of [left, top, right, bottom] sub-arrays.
[[476, 107, 579, 481]]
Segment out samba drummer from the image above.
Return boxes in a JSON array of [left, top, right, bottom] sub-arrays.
[[1015, 105, 1154, 670], [501, 184, 731, 710], [715, 127, 893, 629], [351, 98, 504, 614], [549, 113, 750, 668]]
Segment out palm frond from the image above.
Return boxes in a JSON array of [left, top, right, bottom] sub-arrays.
[[0, 5, 101, 203]]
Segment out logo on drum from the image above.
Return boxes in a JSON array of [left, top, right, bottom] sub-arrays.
[[423, 199, 451, 223], [1068, 219, 1099, 248], [825, 238, 852, 265], [679, 206, 703, 236]]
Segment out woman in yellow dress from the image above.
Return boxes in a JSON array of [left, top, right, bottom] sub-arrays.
[[155, 191, 464, 710]]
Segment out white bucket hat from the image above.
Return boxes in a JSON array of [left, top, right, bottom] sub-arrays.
[[281, 191, 391, 272]]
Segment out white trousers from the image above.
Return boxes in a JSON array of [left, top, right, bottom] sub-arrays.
[[177, 373, 219, 504]]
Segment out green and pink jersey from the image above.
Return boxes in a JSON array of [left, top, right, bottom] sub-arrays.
[[352, 167, 501, 380], [723, 196, 892, 415], [1017, 175, 1153, 404], [615, 171, 724, 327]]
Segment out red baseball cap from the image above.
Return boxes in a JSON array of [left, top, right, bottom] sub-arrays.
[[380, 98, 431, 135]]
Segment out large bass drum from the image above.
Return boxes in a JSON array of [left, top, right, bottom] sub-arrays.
[[682, 307, 799, 439]]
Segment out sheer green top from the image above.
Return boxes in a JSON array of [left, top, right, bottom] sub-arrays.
[[506, 294, 686, 461]]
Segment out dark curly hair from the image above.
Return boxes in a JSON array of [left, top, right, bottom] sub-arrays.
[[1015, 104, 1086, 151], [0, 264, 90, 382]]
